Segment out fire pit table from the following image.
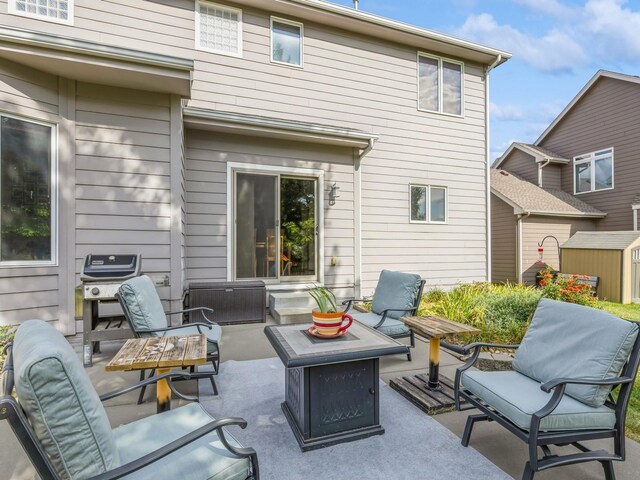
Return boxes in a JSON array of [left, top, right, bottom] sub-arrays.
[[264, 321, 408, 451]]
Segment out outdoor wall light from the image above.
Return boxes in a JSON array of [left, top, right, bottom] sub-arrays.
[[328, 182, 341, 205]]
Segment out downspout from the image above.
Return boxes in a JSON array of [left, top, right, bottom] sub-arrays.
[[537, 158, 551, 187], [516, 212, 531, 283], [354, 137, 376, 298], [485, 54, 502, 282]]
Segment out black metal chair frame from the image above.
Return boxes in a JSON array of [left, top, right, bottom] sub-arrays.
[[342, 279, 426, 361], [115, 291, 221, 401], [0, 345, 259, 480], [448, 328, 640, 480]]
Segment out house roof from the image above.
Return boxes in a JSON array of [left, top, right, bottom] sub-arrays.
[[491, 170, 606, 218], [493, 142, 569, 169], [535, 70, 640, 145], [232, 0, 511, 66], [561, 231, 640, 250]]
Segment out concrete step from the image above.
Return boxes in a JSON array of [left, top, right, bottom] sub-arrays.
[[271, 306, 313, 325], [269, 292, 315, 309]]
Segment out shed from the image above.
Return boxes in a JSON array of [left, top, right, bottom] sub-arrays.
[[560, 232, 640, 303]]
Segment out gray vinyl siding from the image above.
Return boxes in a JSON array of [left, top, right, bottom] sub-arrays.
[[187, 4, 489, 292], [184, 131, 356, 298], [490, 195, 517, 283], [0, 0, 193, 59], [540, 164, 562, 190], [0, 60, 60, 327], [499, 149, 538, 184], [520, 216, 597, 285], [541, 76, 640, 231], [74, 83, 174, 304]]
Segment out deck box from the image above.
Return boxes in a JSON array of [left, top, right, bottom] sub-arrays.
[[186, 281, 266, 325]]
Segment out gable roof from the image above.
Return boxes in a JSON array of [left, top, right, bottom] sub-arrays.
[[561, 231, 640, 250], [494, 142, 568, 168], [535, 70, 640, 145], [233, 0, 511, 66], [491, 170, 606, 218]]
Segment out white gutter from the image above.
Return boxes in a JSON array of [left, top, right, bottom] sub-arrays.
[[516, 212, 531, 283], [485, 54, 502, 282], [359, 137, 377, 160]]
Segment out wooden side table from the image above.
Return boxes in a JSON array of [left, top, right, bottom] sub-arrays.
[[390, 316, 479, 415], [106, 334, 207, 413]]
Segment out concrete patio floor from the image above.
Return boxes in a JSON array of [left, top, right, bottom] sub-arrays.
[[2, 317, 639, 480]]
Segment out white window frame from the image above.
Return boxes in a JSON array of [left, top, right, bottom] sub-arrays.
[[573, 147, 614, 195], [417, 52, 464, 117], [195, 1, 243, 57], [226, 162, 324, 287], [270, 16, 304, 68], [409, 184, 448, 224], [8, 0, 74, 25], [633, 205, 639, 232], [0, 111, 58, 268]]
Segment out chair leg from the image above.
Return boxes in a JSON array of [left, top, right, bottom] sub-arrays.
[[210, 373, 218, 396], [406, 331, 415, 361], [521, 462, 535, 480], [461, 413, 487, 447], [601, 461, 616, 480]]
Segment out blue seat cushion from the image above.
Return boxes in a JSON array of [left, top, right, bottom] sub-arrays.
[[13, 320, 119, 478], [119, 275, 169, 336], [462, 370, 616, 432], [114, 403, 252, 480], [513, 298, 639, 408], [371, 270, 422, 319], [352, 312, 410, 337], [164, 324, 222, 355]]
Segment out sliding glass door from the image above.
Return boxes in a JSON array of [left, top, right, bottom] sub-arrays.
[[234, 171, 318, 283]]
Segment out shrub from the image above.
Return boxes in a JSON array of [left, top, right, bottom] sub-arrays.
[[537, 267, 597, 307], [0, 326, 16, 371]]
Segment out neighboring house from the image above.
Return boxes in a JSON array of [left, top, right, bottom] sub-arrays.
[[492, 70, 640, 289], [0, 0, 510, 334]]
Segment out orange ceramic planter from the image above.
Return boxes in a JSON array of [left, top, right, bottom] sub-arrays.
[[311, 309, 353, 336]]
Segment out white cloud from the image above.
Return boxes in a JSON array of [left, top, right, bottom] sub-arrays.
[[457, 13, 587, 73], [583, 0, 640, 61], [515, 0, 576, 18], [490, 102, 525, 121]]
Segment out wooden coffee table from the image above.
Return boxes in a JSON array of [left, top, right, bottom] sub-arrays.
[[106, 334, 207, 413], [390, 315, 479, 414]]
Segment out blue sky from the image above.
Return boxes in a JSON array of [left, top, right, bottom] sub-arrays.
[[331, 0, 640, 162]]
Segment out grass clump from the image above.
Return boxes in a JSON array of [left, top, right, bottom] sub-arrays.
[[0, 325, 16, 371]]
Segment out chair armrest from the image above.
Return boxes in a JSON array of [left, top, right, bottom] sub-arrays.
[[99, 372, 192, 402], [167, 307, 215, 324], [86, 417, 255, 480], [341, 299, 368, 313], [453, 342, 519, 356], [540, 376, 633, 393], [139, 323, 214, 335]]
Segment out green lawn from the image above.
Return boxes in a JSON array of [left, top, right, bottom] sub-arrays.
[[597, 302, 640, 441]]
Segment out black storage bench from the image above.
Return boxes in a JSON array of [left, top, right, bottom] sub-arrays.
[[186, 281, 266, 325]]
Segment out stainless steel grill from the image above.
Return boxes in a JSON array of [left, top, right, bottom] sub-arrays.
[[81, 254, 142, 366]]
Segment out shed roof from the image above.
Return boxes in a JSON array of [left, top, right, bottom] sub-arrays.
[[490, 170, 606, 218], [561, 231, 640, 250]]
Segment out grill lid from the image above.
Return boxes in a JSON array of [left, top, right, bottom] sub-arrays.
[[81, 254, 142, 282]]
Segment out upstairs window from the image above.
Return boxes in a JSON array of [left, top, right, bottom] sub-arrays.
[[9, 0, 72, 24], [1, 115, 56, 265], [410, 185, 447, 224], [418, 53, 463, 116], [196, 1, 243, 57], [574, 148, 614, 194], [271, 17, 303, 67]]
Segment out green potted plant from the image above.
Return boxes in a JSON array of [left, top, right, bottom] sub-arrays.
[[308, 285, 352, 336]]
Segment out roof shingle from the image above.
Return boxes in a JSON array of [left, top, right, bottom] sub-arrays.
[[491, 170, 606, 217]]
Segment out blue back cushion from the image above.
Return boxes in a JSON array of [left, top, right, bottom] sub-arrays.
[[13, 320, 119, 478], [119, 275, 168, 335], [371, 270, 422, 319], [513, 298, 639, 407]]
